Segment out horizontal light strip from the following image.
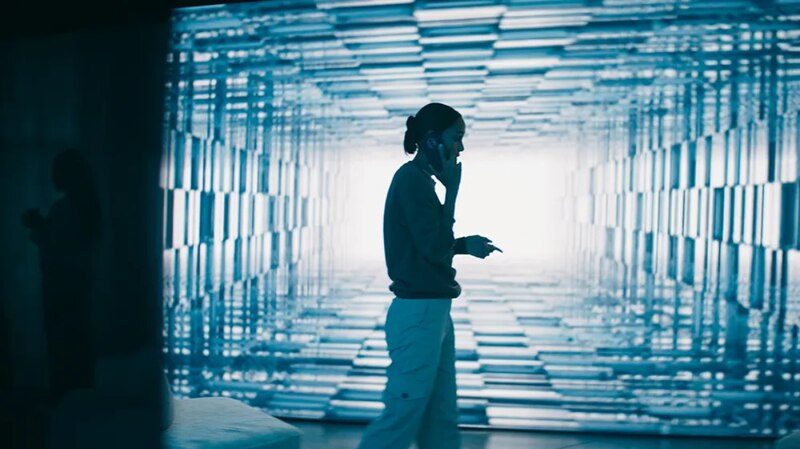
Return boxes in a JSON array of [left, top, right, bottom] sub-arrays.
[[425, 69, 489, 78], [419, 33, 498, 45], [422, 48, 494, 60], [495, 38, 576, 49], [342, 33, 421, 44], [360, 66, 422, 75], [317, 0, 413, 9], [335, 25, 418, 37], [500, 15, 591, 30], [414, 5, 507, 22], [423, 60, 487, 69], [503, 8, 594, 18], [433, 91, 482, 100], [428, 82, 484, 92], [476, 100, 528, 110], [488, 57, 561, 70], [270, 23, 334, 34], [380, 96, 431, 107], [350, 45, 422, 56], [371, 82, 427, 91]]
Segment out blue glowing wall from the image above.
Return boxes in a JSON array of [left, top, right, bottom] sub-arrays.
[[163, 0, 800, 438], [160, 59, 345, 394], [563, 45, 800, 436]]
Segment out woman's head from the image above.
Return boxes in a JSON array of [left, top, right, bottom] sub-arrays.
[[404, 103, 465, 159]]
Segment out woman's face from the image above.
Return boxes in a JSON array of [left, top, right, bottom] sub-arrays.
[[440, 117, 466, 161]]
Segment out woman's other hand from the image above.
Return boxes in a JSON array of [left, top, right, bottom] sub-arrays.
[[465, 235, 502, 259]]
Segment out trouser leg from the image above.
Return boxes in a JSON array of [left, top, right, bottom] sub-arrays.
[[357, 299, 451, 449], [416, 313, 460, 449]]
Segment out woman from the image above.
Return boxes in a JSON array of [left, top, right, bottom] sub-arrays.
[[358, 103, 501, 449]]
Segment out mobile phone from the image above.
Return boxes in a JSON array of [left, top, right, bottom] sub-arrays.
[[420, 130, 446, 174]]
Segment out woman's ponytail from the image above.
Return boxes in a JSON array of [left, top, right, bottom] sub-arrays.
[[403, 115, 418, 155]]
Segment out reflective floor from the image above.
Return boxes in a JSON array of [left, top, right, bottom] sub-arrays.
[[169, 258, 800, 438], [290, 419, 777, 449]]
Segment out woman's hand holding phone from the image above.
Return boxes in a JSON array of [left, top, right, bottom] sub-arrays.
[[434, 143, 461, 192]]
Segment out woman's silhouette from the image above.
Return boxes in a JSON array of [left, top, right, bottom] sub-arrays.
[[357, 103, 501, 449], [22, 149, 102, 403]]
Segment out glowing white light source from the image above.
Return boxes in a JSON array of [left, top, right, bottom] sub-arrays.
[[338, 97, 381, 106], [343, 33, 421, 44], [425, 69, 489, 78], [371, 81, 427, 91], [338, 147, 570, 264], [538, 79, 593, 89], [381, 97, 430, 107], [270, 23, 334, 34], [488, 57, 560, 70], [350, 45, 422, 56], [339, 25, 417, 36], [364, 127, 404, 136], [477, 100, 528, 110], [361, 66, 423, 75], [472, 120, 511, 130], [434, 91, 481, 100], [317, 0, 413, 8], [422, 49, 494, 60], [419, 34, 498, 45], [428, 82, 484, 92], [495, 38, 576, 49], [500, 15, 590, 30], [424, 60, 487, 69], [415, 5, 507, 22], [361, 72, 424, 81]]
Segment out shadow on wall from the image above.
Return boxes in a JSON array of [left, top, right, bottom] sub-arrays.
[[21, 149, 102, 404], [0, 17, 170, 449]]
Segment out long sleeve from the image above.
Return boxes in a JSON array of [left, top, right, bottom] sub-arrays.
[[384, 162, 462, 299], [453, 237, 468, 255], [398, 175, 456, 265]]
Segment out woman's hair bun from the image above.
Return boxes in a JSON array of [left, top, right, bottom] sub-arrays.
[[406, 115, 416, 132]]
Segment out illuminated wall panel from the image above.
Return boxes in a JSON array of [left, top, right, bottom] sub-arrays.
[[161, 51, 346, 395], [563, 38, 800, 437], [163, 0, 800, 438]]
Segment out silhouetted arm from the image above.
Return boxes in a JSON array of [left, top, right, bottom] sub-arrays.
[[453, 237, 468, 255]]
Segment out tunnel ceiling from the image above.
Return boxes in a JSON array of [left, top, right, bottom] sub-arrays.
[[171, 0, 800, 150]]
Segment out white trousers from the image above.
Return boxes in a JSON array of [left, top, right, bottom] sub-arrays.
[[357, 298, 460, 449]]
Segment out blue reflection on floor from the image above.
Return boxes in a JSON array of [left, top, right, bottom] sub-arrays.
[[167, 260, 799, 439]]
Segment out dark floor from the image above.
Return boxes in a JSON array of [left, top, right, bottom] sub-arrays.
[[289, 420, 778, 449]]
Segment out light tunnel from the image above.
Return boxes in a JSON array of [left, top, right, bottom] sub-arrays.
[[160, 0, 800, 437]]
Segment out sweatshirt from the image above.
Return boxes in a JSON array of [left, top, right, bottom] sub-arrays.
[[383, 156, 468, 299]]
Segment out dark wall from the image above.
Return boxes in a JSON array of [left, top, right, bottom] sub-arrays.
[[0, 13, 169, 448]]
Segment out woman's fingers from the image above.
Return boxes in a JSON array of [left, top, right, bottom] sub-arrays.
[[439, 143, 452, 162]]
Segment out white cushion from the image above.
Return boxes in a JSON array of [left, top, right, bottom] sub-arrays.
[[164, 397, 302, 449]]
